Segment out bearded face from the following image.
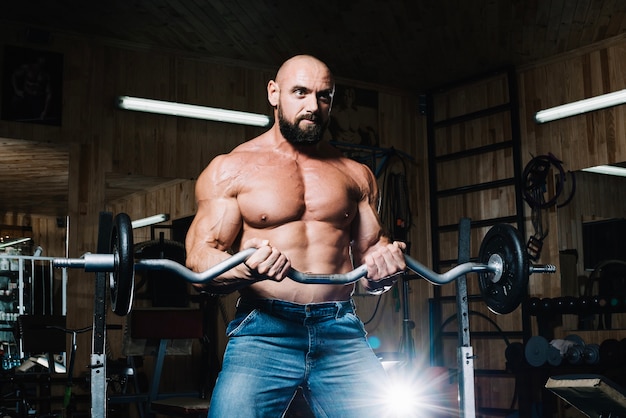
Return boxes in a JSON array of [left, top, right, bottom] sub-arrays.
[[277, 106, 328, 145]]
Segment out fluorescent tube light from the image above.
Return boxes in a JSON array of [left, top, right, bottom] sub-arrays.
[[535, 89, 626, 123], [582, 165, 626, 178], [117, 96, 272, 127], [0, 237, 32, 249], [131, 214, 170, 229]]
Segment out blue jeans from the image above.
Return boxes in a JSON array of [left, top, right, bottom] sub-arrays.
[[208, 298, 391, 418]]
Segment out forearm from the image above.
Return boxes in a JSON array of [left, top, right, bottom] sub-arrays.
[[186, 244, 255, 295], [354, 237, 407, 294], [193, 275, 257, 295]]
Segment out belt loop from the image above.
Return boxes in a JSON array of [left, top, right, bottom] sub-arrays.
[[235, 297, 242, 308]]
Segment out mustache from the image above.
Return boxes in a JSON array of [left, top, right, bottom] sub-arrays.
[[299, 113, 319, 123]]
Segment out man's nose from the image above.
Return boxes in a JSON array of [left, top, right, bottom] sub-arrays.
[[303, 94, 319, 113]]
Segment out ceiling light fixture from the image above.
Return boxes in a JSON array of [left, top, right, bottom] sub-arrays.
[[131, 214, 170, 229], [117, 96, 272, 127], [582, 165, 626, 178], [0, 237, 32, 249], [535, 89, 626, 123]]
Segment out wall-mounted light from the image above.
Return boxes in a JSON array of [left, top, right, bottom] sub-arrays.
[[117, 96, 272, 127], [131, 214, 170, 229], [535, 89, 626, 123], [0, 237, 32, 249], [582, 165, 626, 178]]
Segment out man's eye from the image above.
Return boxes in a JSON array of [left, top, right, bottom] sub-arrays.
[[319, 93, 331, 103]]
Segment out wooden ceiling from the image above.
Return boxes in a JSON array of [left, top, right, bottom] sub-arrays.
[[2, 0, 626, 217]]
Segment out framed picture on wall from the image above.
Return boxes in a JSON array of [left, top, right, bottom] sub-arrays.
[[1, 45, 63, 126], [328, 85, 379, 147]]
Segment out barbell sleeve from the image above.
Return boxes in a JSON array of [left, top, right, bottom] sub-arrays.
[[530, 264, 557, 274], [53, 253, 116, 272]]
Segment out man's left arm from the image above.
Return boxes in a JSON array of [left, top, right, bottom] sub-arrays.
[[351, 166, 406, 294]]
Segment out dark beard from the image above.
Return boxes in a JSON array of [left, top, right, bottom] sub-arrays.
[[278, 108, 326, 145]]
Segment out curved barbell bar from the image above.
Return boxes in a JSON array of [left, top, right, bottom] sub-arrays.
[[54, 248, 555, 286]]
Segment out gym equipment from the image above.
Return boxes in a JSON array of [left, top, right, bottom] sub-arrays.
[[547, 344, 563, 367], [53, 213, 555, 316], [583, 344, 601, 365], [564, 335, 587, 365], [546, 374, 626, 418], [522, 153, 576, 261], [525, 335, 549, 367], [524, 335, 569, 367]]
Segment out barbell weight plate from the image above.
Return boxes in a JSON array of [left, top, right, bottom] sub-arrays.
[[583, 343, 600, 365], [525, 336, 548, 367], [478, 224, 529, 314], [546, 344, 563, 366], [109, 213, 135, 316]]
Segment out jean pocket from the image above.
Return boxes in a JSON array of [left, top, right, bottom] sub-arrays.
[[339, 312, 368, 337], [226, 308, 260, 337]]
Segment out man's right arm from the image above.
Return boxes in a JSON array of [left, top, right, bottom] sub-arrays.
[[185, 155, 291, 293], [185, 156, 257, 294]]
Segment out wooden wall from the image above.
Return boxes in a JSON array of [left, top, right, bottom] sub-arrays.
[[518, 38, 626, 299], [515, 37, 626, 417]]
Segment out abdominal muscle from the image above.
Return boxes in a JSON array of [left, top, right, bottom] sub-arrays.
[[237, 220, 358, 304]]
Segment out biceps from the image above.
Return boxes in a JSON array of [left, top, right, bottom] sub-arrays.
[[352, 203, 386, 260], [188, 198, 242, 252]]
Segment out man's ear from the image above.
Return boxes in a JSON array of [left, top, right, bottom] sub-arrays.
[[267, 80, 279, 107]]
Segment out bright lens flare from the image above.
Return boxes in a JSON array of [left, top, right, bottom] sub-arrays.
[[385, 380, 425, 416], [379, 365, 460, 418]]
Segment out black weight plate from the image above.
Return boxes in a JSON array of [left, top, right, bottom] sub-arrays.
[[110, 213, 135, 316], [584, 344, 600, 365], [525, 336, 548, 367], [546, 344, 563, 366], [478, 224, 529, 314]]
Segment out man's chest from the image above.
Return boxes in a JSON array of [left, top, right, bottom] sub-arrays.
[[236, 161, 361, 228]]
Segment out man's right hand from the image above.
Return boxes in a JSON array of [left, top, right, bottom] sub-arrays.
[[241, 238, 291, 281]]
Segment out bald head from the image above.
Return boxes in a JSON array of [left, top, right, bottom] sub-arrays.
[[275, 55, 334, 86], [267, 55, 335, 145]]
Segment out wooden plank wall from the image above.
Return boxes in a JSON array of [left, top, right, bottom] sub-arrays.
[[516, 38, 626, 417], [518, 39, 626, 300]]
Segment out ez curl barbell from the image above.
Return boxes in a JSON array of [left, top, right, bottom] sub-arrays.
[[53, 213, 555, 316]]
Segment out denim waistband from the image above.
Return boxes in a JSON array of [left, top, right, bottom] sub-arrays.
[[236, 298, 355, 320]]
